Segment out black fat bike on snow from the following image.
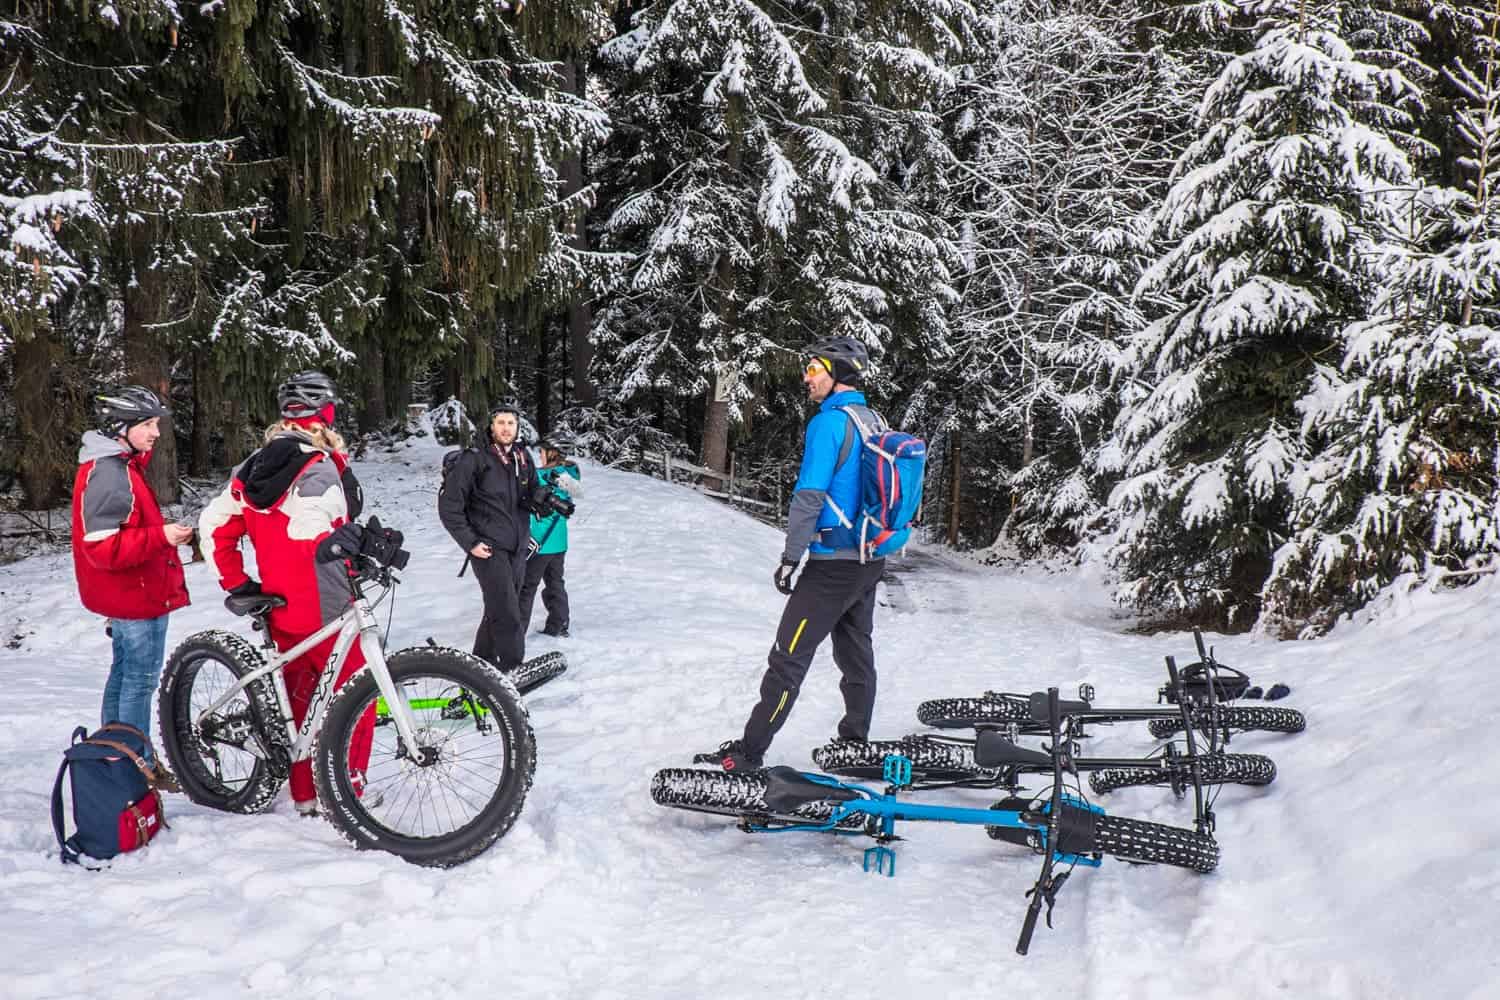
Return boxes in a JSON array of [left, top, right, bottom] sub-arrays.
[[652, 688, 1219, 956], [917, 631, 1306, 743], [157, 518, 536, 868], [820, 651, 1280, 800]]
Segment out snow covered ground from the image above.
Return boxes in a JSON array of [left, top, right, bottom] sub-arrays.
[[1, 431, 1494, 999]]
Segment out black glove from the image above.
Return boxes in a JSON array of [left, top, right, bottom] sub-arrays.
[[316, 522, 365, 563], [228, 579, 262, 597], [360, 519, 408, 569], [774, 558, 799, 595]]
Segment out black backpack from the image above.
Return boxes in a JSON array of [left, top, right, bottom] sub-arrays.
[[51, 723, 170, 866], [440, 447, 478, 503]]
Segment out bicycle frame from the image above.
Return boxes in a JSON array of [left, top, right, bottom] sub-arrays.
[[193, 592, 426, 771], [738, 689, 1102, 955]]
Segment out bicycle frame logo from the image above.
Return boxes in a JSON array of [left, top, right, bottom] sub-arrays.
[[195, 597, 420, 766]]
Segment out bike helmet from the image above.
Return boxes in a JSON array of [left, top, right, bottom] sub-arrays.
[[487, 397, 525, 423], [539, 430, 577, 454], [805, 336, 870, 386], [94, 385, 169, 438], [277, 371, 338, 419]]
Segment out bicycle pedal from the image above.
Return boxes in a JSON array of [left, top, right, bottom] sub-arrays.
[[863, 844, 897, 877], [881, 754, 913, 788]]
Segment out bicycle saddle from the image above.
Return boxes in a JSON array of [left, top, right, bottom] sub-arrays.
[[973, 730, 1052, 769], [223, 593, 288, 617], [761, 767, 860, 814]]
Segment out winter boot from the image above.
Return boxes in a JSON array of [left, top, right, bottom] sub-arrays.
[[692, 739, 764, 772]]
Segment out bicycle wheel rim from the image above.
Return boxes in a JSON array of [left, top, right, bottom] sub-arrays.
[[179, 653, 265, 798], [334, 673, 515, 842]]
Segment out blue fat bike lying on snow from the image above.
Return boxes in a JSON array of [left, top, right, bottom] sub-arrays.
[[652, 684, 1219, 955]]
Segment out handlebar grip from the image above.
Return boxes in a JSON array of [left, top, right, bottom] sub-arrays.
[[1017, 899, 1042, 955]]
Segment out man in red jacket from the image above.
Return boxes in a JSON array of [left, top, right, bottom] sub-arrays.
[[72, 386, 193, 746]]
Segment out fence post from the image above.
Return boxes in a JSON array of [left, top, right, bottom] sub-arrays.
[[664, 452, 672, 484]]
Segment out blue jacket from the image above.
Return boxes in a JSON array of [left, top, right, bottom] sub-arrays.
[[782, 390, 881, 561]]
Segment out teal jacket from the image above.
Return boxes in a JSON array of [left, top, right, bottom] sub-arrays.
[[530, 462, 579, 555]]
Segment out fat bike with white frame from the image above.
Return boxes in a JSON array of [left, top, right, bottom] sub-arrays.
[[157, 518, 536, 867]]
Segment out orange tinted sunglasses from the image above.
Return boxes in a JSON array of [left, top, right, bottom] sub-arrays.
[[804, 357, 833, 378]]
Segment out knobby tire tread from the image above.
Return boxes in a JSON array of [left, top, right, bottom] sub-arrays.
[[314, 646, 536, 868], [1094, 814, 1219, 873], [158, 629, 285, 815], [1088, 752, 1276, 795], [1146, 706, 1306, 739], [651, 768, 864, 829], [812, 738, 994, 780]]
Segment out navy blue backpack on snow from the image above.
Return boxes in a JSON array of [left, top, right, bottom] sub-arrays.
[[51, 722, 170, 866]]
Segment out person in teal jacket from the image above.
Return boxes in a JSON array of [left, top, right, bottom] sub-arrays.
[[520, 432, 581, 637]]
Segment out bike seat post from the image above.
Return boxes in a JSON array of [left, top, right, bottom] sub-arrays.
[[252, 612, 276, 649]]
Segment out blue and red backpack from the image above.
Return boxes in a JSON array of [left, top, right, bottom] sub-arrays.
[[828, 407, 928, 561], [51, 722, 169, 866]]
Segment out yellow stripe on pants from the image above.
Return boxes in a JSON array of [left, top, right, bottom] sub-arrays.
[[768, 690, 790, 724], [787, 617, 809, 653]]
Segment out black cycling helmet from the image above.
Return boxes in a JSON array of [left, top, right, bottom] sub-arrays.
[[94, 385, 169, 438], [539, 430, 577, 454], [487, 398, 525, 423], [805, 336, 870, 386], [277, 371, 338, 419]]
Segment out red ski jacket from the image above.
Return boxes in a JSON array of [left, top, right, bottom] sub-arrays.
[[71, 432, 190, 620], [198, 430, 361, 636]]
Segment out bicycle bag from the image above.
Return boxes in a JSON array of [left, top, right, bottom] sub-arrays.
[[51, 722, 170, 866], [828, 407, 928, 561]]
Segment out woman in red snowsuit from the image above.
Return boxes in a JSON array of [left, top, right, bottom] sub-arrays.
[[198, 372, 373, 815]]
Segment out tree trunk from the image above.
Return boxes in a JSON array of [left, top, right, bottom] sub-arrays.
[[701, 393, 730, 490], [947, 432, 962, 547], [363, 341, 388, 431], [12, 331, 73, 509], [561, 57, 598, 407], [534, 317, 552, 434], [189, 351, 212, 476], [699, 93, 743, 490], [123, 266, 179, 504]]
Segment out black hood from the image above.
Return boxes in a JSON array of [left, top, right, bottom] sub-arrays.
[[240, 435, 318, 508]]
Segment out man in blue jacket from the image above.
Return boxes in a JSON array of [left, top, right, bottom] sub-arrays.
[[696, 337, 887, 771]]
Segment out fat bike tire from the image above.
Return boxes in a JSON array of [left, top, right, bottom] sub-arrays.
[[511, 651, 567, 695], [650, 768, 864, 829], [158, 629, 286, 814], [1088, 752, 1277, 795], [1095, 814, 1219, 873], [1146, 706, 1306, 740], [916, 695, 1032, 730], [811, 738, 995, 782], [314, 647, 536, 868]]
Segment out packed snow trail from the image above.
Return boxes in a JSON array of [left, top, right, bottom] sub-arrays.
[[0, 434, 1493, 998]]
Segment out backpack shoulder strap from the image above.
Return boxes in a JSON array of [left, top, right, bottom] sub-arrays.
[[84, 737, 163, 788], [52, 726, 88, 865], [832, 406, 873, 470], [52, 754, 77, 864]]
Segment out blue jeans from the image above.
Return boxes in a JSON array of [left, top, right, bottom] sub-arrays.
[[102, 615, 170, 747]]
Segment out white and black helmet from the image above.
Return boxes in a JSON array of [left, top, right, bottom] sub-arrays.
[[277, 370, 338, 418], [94, 385, 169, 438]]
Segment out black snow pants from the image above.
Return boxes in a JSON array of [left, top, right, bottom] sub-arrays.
[[520, 551, 569, 633], [470, 545, 529, 670], [741, 557, 885, 760]]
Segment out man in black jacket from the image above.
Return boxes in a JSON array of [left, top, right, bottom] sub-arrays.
[[438, 401, 540, 671]]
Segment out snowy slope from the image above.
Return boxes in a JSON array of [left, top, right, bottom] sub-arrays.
[[0, 433, 1493, 1000]]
